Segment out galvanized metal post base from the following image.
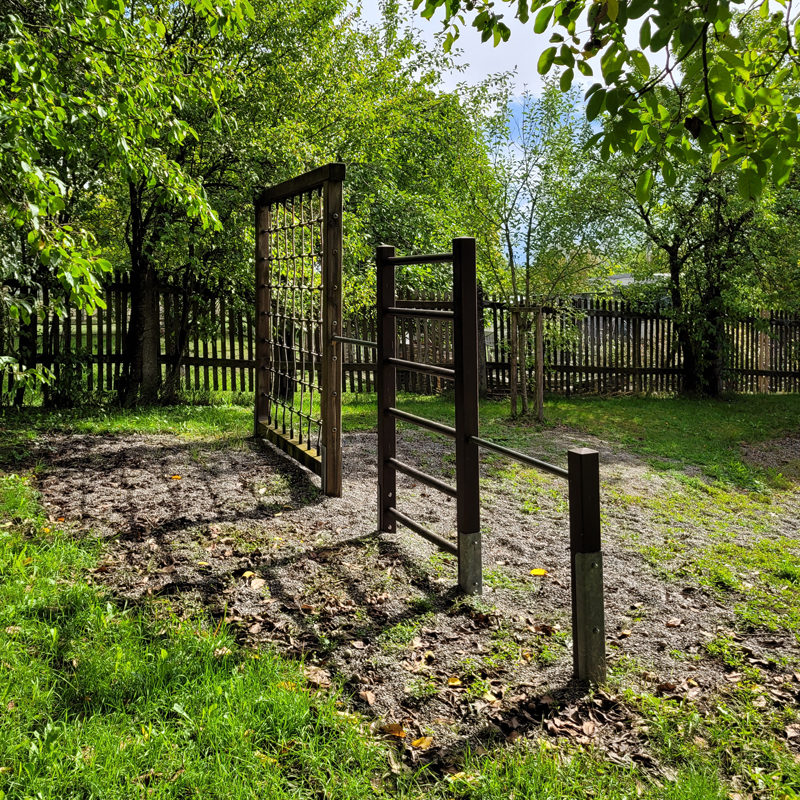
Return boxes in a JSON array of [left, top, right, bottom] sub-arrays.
[[573, 551, 606, 683], [458, 532, 482, 595]]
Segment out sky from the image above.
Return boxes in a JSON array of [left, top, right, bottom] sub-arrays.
[[354, 0, 554, 95]]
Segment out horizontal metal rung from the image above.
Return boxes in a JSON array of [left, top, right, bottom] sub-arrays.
[[385, 307, 454, 319], [387, 407, 457, 438], [386, 358, 455, 379], [386, 253, 453, 266], [470, 436, 569, 480], [332, 335, 377, 349], [388, 457, 457, 497], [387, 508, 458, 556]]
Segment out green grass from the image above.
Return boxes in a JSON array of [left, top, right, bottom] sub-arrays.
[[0, 474, 388, 799], [0, 470, 747, 800], [2, 393, 800, 798]]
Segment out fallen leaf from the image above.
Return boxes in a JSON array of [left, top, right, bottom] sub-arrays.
[[197, 561, 209, 566], [424, 650, 435, 663], [657, 681, 677, 693], [242, 571, 255, 578], [412, 736, 433, 749], [276, 681, 297, 691], [57, 517, 65, 522], [665, 618, 683, 628], [304, 666, 331, 688], [530, 568, 548, 576], [619, 630, 632, 638], [358, 690, 376, 706], [447, 676, 462, 687], [381, 723, 406, 738], [351, 640, 365, 650], [785, 724, 800, 739], [251, 578, 266, 590], [171, 476, 181, 480]]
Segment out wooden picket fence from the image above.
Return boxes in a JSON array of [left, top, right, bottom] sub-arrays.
[[7, 283, 799, 398]]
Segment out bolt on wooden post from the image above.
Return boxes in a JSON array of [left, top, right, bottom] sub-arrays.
[[568, 447, 606, 683], [453, 237, 481, 595]]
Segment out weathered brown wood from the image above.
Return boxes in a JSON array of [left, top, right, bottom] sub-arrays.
[[257, 163, 345, 206], [321, 176, 343, 497], [377, 244, 397, 534], [535, 305, 544, 422]]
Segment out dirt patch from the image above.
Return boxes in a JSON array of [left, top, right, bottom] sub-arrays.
[[32, 428, 797, 768], [742, 435, 800, 482]]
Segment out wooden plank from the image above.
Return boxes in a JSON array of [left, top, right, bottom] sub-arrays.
[[211, 301, 219, 391], [257, 421, 322, 475], [257, 163, 345, 206], [105, 285, 113, 390], [321, 175, 343, 496]]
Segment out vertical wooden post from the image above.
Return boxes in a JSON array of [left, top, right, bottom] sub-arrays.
[[453, 238, 481, 595], [477, 285, 488, 399], [255, 202, 271, 435], [535, 305, 544, 423], [758, 309, 769, 393], [321, 178, 343, 497], [376, 245, 397, 534], [568, 448, 605, 683], [510, 309, 518, 417]]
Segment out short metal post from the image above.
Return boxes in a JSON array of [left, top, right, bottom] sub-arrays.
[[568, 447, 605, 683], [453, 238, 481, 595], [376, 245, 397, 533]]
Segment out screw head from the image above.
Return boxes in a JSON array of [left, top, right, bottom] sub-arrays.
[[591, 562, 599, 569], [592, 627, 601, 634]]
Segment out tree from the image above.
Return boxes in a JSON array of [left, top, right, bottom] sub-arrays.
[[466, 83, 621, 415], [0, 0, 255, 394], [416, 0, 800, 201]]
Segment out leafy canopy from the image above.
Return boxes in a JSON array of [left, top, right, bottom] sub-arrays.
[[414, 0, 800, 201], [0, 0, 254, 311]]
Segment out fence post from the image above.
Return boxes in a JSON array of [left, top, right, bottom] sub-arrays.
[[321, 177, 343, 497], [510, 309, 518, 417], [254, 202, 271, 436], [568, 447, 605, 683], [535, 305, 544, 423], [453, 237, 482, 595], [376, 245, 397, 534]]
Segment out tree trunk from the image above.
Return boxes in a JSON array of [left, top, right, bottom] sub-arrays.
[[121, 262, 161, 405], [120, 181, 163, 406]]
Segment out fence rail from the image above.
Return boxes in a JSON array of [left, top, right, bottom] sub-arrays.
[[6, 285, 799, 399]]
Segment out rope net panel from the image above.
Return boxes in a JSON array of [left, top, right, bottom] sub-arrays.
[[266, 189, 324, 454]]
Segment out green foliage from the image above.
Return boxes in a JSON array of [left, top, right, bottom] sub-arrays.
[[415, 0, 800, 200]]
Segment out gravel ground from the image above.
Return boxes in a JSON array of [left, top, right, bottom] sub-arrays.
[[32, 427, 800, 770]]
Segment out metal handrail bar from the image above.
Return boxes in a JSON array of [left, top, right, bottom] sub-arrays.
[[387, 508, 458, 556], [332, 335, 377, 349], [387, 253, 453, 266], [386, 358, 455, 379], [469, 435, 569, 480], [385, 307, 454, 319], [388, 457, 457, 497], [387, 407, 457, 438]]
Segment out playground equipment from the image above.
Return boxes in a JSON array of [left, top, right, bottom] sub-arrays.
[[254, 164, 344, 497], [255, 166, 606, 682]]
